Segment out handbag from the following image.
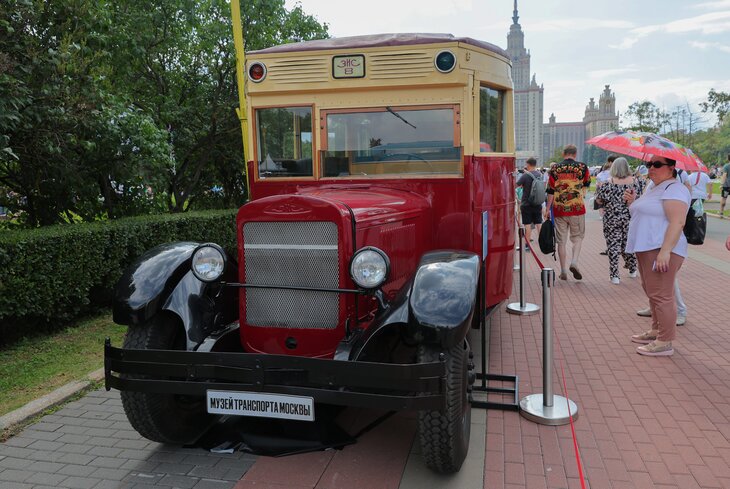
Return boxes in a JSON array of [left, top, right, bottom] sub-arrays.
[[684, 199, 706, 245]]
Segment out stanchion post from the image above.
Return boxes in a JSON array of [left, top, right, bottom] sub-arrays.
[[513, 224, 521, 270], [507, 227, 539, 316], [519, 268, 578, 425]]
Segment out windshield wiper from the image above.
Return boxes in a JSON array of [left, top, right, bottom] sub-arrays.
[[385, 106, 417, 129]]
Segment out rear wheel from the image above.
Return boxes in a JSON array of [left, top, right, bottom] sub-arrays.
[[120, 314, 214, 444], [417, 340, 472, 473]]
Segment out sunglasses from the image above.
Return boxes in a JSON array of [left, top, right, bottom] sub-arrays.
[[644, 161, 672, 169]]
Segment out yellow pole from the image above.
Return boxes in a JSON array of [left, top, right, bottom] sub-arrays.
[[230, 0, 251, 199]]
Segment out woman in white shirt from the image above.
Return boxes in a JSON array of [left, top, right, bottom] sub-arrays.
[[624, 156, 690, 357], [689, 171, 713, 203]]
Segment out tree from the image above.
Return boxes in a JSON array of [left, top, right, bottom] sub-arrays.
[[665, 103, 707, 148], [547, 146, 564, 164], [700, 89, 730, 126], [582, 145, 610, 165], [0, 0, 329, 225], [106, 0, 328, 213], [0, 1, 173, 225], [622, 101, 668, 133]]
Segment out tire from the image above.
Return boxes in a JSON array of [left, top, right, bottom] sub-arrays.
[[417, 340, 472, 473], [120, 314, 215, 444]]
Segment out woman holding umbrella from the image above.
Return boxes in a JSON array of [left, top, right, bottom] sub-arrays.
[[624, 156, 690, 356]]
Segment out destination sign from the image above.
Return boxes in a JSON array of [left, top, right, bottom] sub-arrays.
[[333, 55, 365, 79]]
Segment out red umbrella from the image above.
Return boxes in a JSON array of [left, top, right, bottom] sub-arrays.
[[586, 130, 707, 172]]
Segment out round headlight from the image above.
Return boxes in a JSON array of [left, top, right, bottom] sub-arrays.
[[191, 244, 226, 282], [350, 247, 389, 289], [434, 50, 456, 73]]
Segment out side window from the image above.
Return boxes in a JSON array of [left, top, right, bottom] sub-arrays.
[[255, 107, 313, 178], [479, 87, 505, 153]]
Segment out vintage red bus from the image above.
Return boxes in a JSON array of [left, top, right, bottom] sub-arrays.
[[106, 31, 516, 473]]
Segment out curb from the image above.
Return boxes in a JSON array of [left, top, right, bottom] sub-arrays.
[[0, 368, 105, 433]]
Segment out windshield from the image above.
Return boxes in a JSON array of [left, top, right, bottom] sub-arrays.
[[321, 106, 461, 177]]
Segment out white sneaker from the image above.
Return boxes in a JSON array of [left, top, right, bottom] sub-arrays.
[[636, 307, 652, 317], [629, 271, 638, 278], [611, 277, 620, 285], [676, 316, 686, 326]]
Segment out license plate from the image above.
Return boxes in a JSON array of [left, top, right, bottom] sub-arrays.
[[206, 390, 315, 421]]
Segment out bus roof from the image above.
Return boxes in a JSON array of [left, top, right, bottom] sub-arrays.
[[248, 33, 508, 59]]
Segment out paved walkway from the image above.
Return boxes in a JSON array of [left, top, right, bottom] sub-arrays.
[[2, 209, 729, 489]]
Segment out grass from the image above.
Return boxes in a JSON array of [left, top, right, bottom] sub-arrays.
[[0, 313, 126, 417]]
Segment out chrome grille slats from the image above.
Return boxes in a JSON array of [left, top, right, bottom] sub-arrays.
[[243, 222, 339, 329]]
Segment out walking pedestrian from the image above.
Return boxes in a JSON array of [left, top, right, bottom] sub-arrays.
[[594, 157, 638, 284], [543, 144, 591, 281], [625, 156, 690, 356], [720, 154, 730, 218], [596, 155, 617, 256], [516, 157, 543, 248], [689, 170, 713, 204]]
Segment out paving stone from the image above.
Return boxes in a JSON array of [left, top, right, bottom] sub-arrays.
[[24, 471, 68, 485], [27, 440, 64, 451], [0, 468, 32, 482], [55, 452, 96, 465], [0, 457, 28, 469], [58, 464, 98, 477], [89, 456, 127, 468], [3, 436, 34, 448], [31, 422, 63, 432], [124, 471, 164, 485], [91, 446, 124, 457], [187, 465, 231, 480], [87, 436, 119, 447], [57, 442, 93, 454], [27, 460, 66, 473], [157, 474, 199, 488], [193, 479, 235, 489], [89, 467, 129, 480], [0, 482, 32, 489], [119, 460, 160, 472]]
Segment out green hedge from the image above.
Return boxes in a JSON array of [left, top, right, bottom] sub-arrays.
[[0, 209, 238, 344]]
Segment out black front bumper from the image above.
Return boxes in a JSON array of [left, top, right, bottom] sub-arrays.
[[104, 341, 447, 411]]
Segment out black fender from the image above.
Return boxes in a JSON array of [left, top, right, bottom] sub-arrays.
[[113, 242, 239, 349], [342, 250, 480, 360]]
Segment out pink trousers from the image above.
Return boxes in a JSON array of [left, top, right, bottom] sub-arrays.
[[636, 250, 684, 341]]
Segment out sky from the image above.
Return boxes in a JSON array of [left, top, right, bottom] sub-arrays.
[[284, 0, 730, 126]]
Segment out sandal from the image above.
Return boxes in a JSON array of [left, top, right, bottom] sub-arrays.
[[631, 330, 657, 344], [636, 341, 674, 357]]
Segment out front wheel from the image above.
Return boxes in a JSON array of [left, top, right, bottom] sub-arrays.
[[120, 314, 215, 444], [417, 340, 472, 473]]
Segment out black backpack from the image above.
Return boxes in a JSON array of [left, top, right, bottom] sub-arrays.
[[538, 215, 555, 255]]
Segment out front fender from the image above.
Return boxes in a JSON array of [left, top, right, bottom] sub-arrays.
[[343, 250, 480, 360], [113, 242, 239, 349], [407, 251, 480, 347], [113, 242, 200, 326]]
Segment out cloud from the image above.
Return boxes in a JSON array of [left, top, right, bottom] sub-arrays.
[[608, 38, 639, 50], [690, 40, 730, 53], [526, 18, 635, 32], [610, 11, 730, 49], [692, 0, 730, 9], [586, 66, 643, 79]]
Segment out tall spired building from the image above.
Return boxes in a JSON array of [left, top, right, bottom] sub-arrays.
[[507, 0, 543, 166]]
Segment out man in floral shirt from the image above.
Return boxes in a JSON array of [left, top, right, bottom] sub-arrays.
[[543, 144, 591, 280]]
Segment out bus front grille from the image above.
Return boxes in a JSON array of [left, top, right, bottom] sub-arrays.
[[243, 221, 340, 329]]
